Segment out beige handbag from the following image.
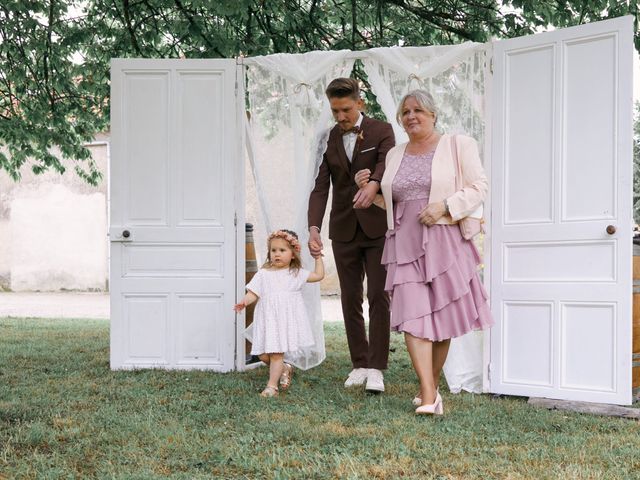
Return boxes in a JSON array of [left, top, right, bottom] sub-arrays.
[[451, 135, 484, 240]]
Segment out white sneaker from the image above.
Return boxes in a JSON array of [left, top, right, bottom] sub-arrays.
[[365, 369, 385, 393], [344, 368, 369, 387]]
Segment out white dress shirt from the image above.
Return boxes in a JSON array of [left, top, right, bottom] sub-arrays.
[[342, 113, 363, 162]]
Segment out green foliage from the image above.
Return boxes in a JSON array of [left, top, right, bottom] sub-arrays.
[[0, 0, 107, 184], [1, 318, 639, 478], [0, 1, 638, 183]]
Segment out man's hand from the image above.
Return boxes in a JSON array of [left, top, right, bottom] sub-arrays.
[[354, 169, 371, 189], [308, 228, 323, 258], [418, 201, 447, 226], [353, 181, 379, 209]]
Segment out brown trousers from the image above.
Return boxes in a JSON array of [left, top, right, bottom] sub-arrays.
[[332, 224, 390, 370]]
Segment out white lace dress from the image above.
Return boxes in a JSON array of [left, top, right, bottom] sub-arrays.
[[247, 268, 316, 355]]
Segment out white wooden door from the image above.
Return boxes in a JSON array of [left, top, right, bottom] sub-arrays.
[[489, 16, 634, 404], [110, 59, 243, 371]]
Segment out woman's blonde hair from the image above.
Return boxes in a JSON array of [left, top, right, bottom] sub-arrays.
[[396, 89, 438, 126], [262, 229, 303, 271]]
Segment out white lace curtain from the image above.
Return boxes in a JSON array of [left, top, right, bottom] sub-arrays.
[[244, 50, 356, 370], [243, 44, 488, 391], [364, 43, 487, 151]]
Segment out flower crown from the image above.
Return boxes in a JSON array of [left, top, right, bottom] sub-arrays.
[[268, 230, 301, 252]]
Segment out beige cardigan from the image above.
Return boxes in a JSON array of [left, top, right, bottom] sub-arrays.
[[379, 133, 488, 230]]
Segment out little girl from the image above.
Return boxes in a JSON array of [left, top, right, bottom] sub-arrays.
[[234, 229, 324, 397]]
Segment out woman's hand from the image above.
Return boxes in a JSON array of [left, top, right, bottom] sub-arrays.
[[233, 301, 246, 313], [418, 201, 446, 226], [354, 169, 371, 189]]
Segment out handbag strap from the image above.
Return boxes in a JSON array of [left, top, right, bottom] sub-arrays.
[[450, 134, 462, 191]]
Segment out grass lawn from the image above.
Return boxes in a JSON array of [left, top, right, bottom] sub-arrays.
[[1, 318, 639, 479]]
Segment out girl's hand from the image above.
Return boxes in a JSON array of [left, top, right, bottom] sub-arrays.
[[418, 201, 446, 226], [308, 229, 323, 259], [233, 302, 246, 313], [354, 169, 371, 189]]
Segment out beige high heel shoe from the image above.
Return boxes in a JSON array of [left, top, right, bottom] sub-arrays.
[[415, 392, 444, 415], [413, 388, 439, 407]]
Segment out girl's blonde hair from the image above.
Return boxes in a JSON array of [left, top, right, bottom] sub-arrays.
[[262, 229, 303, 271]]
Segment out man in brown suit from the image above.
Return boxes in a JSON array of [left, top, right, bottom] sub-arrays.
[[308, 78, 395, 392]]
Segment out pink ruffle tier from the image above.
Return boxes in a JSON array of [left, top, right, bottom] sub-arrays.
[[382, 198, 494, 341]]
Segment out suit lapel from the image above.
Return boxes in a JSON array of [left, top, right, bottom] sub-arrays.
[[349, 115, 368, 169], [330, 126, 351, 174]]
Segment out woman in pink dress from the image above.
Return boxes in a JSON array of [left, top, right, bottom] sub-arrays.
[[356, 90, 493, 415]]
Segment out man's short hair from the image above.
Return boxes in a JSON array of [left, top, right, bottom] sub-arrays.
[[325, 78, 360, 100]]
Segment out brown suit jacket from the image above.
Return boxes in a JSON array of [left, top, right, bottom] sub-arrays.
[[308, 115, 395, 242]]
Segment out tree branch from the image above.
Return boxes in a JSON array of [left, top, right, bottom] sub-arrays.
[[351, 0, 357, 49], [121, 0, 143, 55], [44, 0, 56, 111], [173, 0, 226, 57]]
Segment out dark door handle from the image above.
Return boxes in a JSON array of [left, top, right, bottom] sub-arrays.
[[122, 230, 131, 238], [606, 225, 616, 235]]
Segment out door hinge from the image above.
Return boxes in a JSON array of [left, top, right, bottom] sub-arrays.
[[234, 212, 237, 226], [489, 56, 493, 75], [487, 363, 492, 381]]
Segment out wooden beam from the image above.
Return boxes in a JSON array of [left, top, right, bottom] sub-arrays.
[[528, 397, 640, 420]]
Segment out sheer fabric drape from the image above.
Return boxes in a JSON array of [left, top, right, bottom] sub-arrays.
[[244, 50, 356, 370], [363, 43, 487, 147]]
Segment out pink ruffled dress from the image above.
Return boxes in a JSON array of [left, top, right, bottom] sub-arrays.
[[381, 150, 494, 341]]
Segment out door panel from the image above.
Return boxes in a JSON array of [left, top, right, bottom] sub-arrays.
[[560, 302, 616, 391], [504, 46, 555, 225], [176, 72, 225, 225], [502, 302, 553, 386], [490, 17, 633, 404], [176, 294, 224, 366], [110, 59, 240, 371], [563, 35, 617, 220], [124, 73, 169, 225], [124, 294, 169, 365]]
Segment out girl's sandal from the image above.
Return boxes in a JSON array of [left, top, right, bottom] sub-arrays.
[[279, 363, 294, 390], [260, 386, 279, 397]]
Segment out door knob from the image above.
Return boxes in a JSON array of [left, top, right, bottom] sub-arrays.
[[606, 225, 616, 235], [122, 230, 131, 238]]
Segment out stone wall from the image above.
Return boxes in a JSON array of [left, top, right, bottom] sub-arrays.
[[0, 133, 109, 291]]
